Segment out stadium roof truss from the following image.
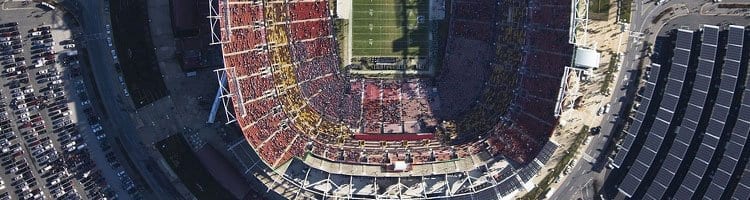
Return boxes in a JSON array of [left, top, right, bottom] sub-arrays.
[[226, 137, 558, 199], [288, 169, 501, 199], [213, 67, 242, 124], [570, 0, 589, 45], [207, 0, 230, 45], [209, 0, 569, 198], [558, 66, 587, 115]]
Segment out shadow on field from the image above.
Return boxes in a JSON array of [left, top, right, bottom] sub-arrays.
[[392, 0, 429, 57]]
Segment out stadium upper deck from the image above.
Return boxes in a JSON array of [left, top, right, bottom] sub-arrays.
[[216, 0, 573, 174]]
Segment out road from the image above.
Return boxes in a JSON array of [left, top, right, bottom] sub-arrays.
[[67, 0, 180, 199], [548, 0, 708, 199]]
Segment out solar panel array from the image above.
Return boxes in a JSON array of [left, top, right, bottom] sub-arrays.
[[613, 62, 663, 168], [618, 29, 695, 198], [674, 26, 746, 199], [496, 175, 522, 197], [517, 160, 542, 182], [534, 141, 558, 164], [704, 25, 749, 200], [608, 25, 750, 198], [733, 163, 750, 200], [642, 25, 721, 199]]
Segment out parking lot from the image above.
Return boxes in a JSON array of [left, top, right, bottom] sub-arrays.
[[0, 1, 137, 199]]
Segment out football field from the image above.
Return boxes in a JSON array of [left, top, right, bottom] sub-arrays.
[[351, 0, 430, 57]]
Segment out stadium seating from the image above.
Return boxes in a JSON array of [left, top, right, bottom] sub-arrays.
[[219, 0, 569, 168]]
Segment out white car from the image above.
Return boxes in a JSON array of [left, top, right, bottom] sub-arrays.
[[63, 44, 75, 49], [91, 124, 102, 133], [50, 178, 60, 186], [96, 133, 106, 140], [107, 37, 112, 47], [80, 100, 90, 106], [123, 88, 129, 97], [603, 103, 611, 114], [52, 91, 65, 98]]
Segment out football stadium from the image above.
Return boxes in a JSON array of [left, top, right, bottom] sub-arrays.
[[6, 0, 750, 199], [211, 0, 573, 199]]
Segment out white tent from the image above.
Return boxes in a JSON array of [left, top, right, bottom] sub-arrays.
[[393, 161, 409, 171], [574, 47, 601, 68]]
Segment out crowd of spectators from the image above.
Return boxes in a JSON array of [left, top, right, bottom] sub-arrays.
[[227, 3, 264, 29], [445, 0, 571, 164], [521, 76, 562, 100], [290, 20, 332, 42], [528, 5, 570, 30], [453, 1, 496, 22], [292, 38, 335, 63], [480, 0, 572, 163], [288, 1, 329, 21], [221, 1, 345, 167], [219, 0, 572, 167], [527, 29, 572, 54], [525, 51, 569, 77]]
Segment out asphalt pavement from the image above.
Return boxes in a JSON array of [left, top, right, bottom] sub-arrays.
[[550, 0, 750, 199], [70, 0, 179, 198], [549, 0, 698, 199]]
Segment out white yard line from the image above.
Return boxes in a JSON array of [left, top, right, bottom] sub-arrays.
[[337, 0, 352, 19]]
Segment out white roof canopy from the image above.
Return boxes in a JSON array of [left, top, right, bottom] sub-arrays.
[[575, 47, 601, 68], [393, 161, 409, 171]]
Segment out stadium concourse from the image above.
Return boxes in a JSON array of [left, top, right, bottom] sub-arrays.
[[214, 0, 574, 199]]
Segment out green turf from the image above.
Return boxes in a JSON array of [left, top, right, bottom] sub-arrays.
[[351, 0, 430, 57], [589, 0, 610, 14], [619, 0, 633, 23]]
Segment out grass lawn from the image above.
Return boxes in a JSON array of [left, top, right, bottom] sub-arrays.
[[589, 0, 611, 14], [619, 0, 633, 23], [600, 52, 618, 95], [351, 0, 430, 57]]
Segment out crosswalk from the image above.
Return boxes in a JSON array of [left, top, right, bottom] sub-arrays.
[[582, 153, 595, 163]]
